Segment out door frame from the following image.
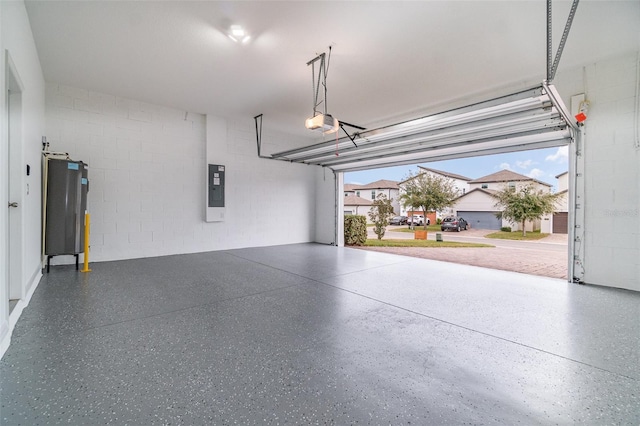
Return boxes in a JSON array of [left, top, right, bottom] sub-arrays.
[[6, 51, 25, 303]]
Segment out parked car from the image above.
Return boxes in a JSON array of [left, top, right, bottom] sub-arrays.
[[389, 215, 408, 225], [440, 216, 468, 232], [408, 215, 430, 226]]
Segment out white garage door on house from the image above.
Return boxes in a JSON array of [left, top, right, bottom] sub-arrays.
[[458, 211, 502, 230]]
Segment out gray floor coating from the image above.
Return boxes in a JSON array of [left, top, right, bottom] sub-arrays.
[[1, 243, 638, 425]]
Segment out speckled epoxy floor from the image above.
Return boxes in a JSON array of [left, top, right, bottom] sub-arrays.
[[1, 243, 639, 425]]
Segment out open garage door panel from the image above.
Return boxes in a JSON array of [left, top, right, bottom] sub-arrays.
[[271, 83, 575, 172]]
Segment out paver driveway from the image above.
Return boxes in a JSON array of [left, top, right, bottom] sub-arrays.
[[359, 228, 568, 279]]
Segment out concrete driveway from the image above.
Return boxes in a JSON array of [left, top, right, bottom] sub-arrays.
[[362, 226, 569, 279]]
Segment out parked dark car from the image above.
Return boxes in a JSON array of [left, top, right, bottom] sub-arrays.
[[389, 215, 408, 225], [440, 216, 468, 232]]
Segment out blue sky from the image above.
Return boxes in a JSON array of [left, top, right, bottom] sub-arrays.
[[344, 146, 569, 191]]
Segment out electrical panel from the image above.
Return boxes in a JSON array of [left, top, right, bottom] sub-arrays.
[[208, 164, 225, 208]]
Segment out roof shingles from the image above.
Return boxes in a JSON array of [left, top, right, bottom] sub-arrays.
[[418, 166, 472, 181], [350, 179, 399, 190], [469, 170, 551, 187], [343, 195, 373, 206]]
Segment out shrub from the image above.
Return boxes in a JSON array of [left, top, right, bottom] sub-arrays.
[[436, 218, 442, 225], [344, 215, 367, 246], [501, 226, 512, 232]]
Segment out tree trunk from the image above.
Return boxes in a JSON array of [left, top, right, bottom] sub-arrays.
[[522, 219, 527, 236], [422, 205, 428, 230]]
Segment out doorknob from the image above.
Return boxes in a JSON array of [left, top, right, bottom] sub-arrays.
[[8, 202, 18, 208]]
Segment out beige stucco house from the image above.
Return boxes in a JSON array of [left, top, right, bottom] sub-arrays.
[[552, 172, 569, 234], [345, 180, 401, 216], [453, 169, 554, 232], [343, 195, 373, 220]]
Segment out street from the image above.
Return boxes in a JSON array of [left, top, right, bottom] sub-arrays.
[[361, 226, 569, 279]]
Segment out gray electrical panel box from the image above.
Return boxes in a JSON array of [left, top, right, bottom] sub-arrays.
[[208, 164, 225, 208]]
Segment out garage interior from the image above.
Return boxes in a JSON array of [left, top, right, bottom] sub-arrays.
[[1, 1, 639, 424]]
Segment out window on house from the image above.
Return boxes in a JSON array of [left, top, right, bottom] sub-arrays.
[[371, 190, 376, 199], [481, 184, 488, 189], [508, 182, 516, 189], [356, 191, 360, 197], [462, 188, 466, 194]]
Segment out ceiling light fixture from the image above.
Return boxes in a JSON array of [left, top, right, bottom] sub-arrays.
[[228, 25, 251, 44]]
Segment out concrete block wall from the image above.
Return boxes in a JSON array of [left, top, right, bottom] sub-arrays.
[[46, 83, 329, 262], [577, 53, 639, 291], [205, 114, 322, 250]]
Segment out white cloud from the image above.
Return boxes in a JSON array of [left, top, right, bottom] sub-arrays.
[[527, 168, 545, 179], [498, 162, 512, 171], [516, 159, 534, 169], [545, 146, 568, 163]]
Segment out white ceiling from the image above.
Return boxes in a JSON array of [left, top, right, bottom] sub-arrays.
[[24, 1, 640, 143]]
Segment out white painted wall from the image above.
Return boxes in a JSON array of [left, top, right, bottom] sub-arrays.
[[555, 192, 569, 212], [554, 174, 569, 226], [0, 0, 46, 357], [557, 53, 640, 291], [45, 85, 330, 262], [354, 187, 400, 216], [46, 84, 206, 261], [420, 169, 470, 197], [468, 180, 550, 192], [453, 190, 497, 213], [557, 173, 569, 192], [540, 215, 552, 234]]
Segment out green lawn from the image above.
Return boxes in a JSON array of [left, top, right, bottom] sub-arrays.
[[484, 230, 549, 241], [363, 239, 493, 248]]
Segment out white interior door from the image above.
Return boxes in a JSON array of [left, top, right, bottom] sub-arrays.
[[6, 53, 24, 303]]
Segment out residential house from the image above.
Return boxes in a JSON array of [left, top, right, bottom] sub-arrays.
[[415, 167, 472, 218], [347, 180, 401, 216], [343, 183, 358, 197], [343, 195, 373, 219], [454, 169, 553, 232], [418, 166, 471, 195], [398, 168, 472, 222], [552, 172, 569, 234]]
